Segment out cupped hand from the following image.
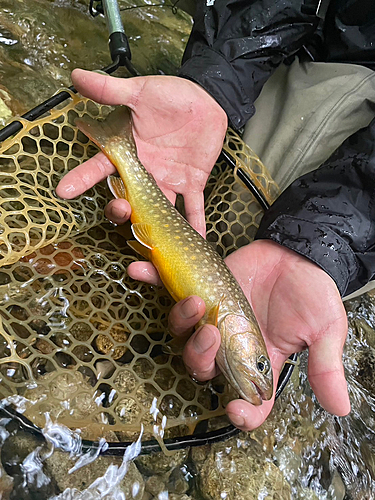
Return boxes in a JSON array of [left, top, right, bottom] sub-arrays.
[[56, 69, 228, 237], [127, 239, 351, 430]]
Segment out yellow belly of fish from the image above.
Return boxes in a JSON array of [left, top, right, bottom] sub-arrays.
[[151, 247, 208, 304]]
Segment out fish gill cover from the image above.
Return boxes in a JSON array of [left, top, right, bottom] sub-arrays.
[[0, 90, 279, 444]]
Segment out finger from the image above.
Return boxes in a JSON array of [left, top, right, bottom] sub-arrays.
[[182, 325, 221, 381], [226, 397, 275, 431], [105, 199, 132, 225], [72, 69, 145, 108], [184, 192, 206, 238], [56, 152, 116, 199], [127, 261, 163, 286], [168, 296, 205, 337], [308, 332, 351, 416], [162, 187, 176, 206]]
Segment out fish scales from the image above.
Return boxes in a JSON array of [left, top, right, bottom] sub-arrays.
[[109, 136, 254, 320], [75, 106, 273, 405]]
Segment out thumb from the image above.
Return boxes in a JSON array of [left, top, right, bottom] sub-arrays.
[[307, 328, 350, 416], [71, 68, 145, 107]]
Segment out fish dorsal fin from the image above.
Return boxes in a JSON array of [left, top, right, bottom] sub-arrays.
[[108, 175, 127, 199], [131, 223, 154, 250], [127, 240, 152, 261]]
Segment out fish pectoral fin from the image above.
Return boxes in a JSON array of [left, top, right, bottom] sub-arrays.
[[108, 175, 127, 199], [162, 336, 186, 356], [206, 295, 225, 327], [127, 240, 152, 261], [131, 223, 154, 250]]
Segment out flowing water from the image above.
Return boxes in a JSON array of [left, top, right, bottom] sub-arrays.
[[0, 1, 375, 499]]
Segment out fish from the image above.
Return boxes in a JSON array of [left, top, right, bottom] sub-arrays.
[[75, 106, 273, 405]]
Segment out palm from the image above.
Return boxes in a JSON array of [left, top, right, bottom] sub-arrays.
[[56, 71, 227, 236], [228, 241, 345, 357], [125, 76, 226, 205]]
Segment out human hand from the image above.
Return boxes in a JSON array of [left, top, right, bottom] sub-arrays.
[[56, 69, 228, 237], [127, 239, 351, 430]]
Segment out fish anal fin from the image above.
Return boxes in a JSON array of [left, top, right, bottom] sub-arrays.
[[127, 240, 152, 261], [108, 175, 127, 199], [131, 223, 154, 250]]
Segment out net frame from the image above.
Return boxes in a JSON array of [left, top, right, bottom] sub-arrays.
[[0, 87, 297, 455]]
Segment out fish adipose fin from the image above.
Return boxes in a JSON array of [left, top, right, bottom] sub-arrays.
[[131, 223, 154, 250], [75, 106, 133, 153], [127, 240, 152, 261], [108, 175, 127, 199]]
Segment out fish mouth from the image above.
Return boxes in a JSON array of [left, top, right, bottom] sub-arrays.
[[236, 378, 263, 406]]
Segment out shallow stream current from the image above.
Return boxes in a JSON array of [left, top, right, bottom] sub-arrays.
[[0, 1, 375, 499]]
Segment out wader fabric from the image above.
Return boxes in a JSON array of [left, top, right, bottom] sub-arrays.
[[243, 58, 375, 299]]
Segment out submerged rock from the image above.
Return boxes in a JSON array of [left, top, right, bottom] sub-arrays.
[[198, 439, 291, 500], [44, 450, 144, 499], [353, 346, 375, 394], [0, 460, 13, 500], [136, 449, 189, 476]]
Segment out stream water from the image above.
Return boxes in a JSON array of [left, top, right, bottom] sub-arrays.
[[0, 1, 375, 499]]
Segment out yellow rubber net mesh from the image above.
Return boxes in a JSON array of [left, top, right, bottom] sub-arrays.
[[0, 90, 279, 442]]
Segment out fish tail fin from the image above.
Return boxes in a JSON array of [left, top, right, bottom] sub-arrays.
[[75, 106, 134, 153]]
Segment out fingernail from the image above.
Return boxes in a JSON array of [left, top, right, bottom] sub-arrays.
[[193, 327, 216, 354], [181, 297, 198, 319], [227, 412, 245, 428]]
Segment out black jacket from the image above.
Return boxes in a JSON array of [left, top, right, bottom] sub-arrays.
[[178, 0, 375, 297]]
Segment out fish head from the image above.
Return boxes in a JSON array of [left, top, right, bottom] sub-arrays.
[[219, 314, 273, 405]]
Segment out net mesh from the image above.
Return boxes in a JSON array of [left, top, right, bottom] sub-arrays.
[[0, 90, 279, 442]]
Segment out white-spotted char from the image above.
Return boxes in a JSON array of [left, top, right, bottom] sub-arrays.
[[75, 106, 273, 404]]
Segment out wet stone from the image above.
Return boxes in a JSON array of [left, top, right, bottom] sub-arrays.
[[114, 369, 138, 393], [167, 466, 190, 495], [168, 495, 193, 500], [198, 440, 291, 500], [1, 429, 58, 498], [44, 450, 144, 499], [136, 449, 189, 476], [145, 473, 169, 496], [327, 470, 345, 500], [1, 430, 45, 477], [353, 346, 375, 394]]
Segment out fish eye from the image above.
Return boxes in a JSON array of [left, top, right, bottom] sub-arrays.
[[256, 355, 271, 374]]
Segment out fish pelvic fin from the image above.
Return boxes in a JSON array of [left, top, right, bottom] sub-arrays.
[[127, 240, 152, 261], [75, 106, 134, 154], [131, 223, 154, 250], [108, 175, 127, 199]]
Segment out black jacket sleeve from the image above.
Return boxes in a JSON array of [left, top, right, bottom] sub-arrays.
[[178, 0, 319, 129], [256, 118, 375, 297]]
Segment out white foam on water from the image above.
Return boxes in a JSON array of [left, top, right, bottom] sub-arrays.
[[48, 428, 143, 500]]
